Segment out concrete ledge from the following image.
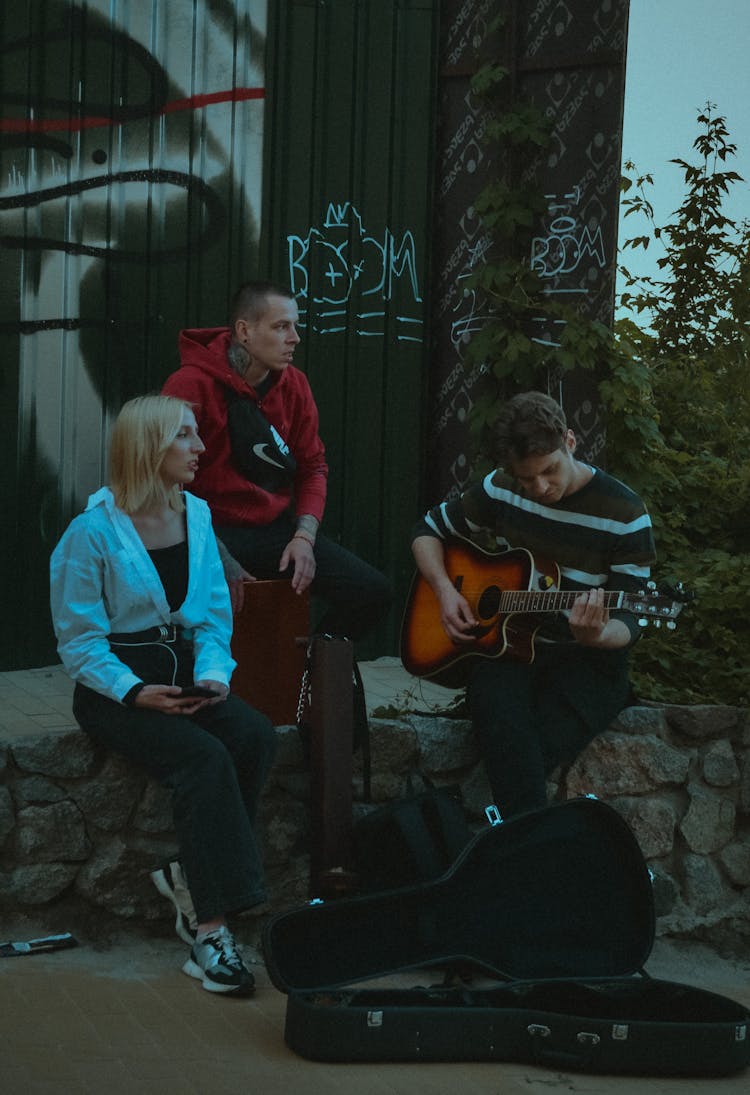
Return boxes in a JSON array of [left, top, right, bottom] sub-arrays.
[[1, 666, 749, 949]]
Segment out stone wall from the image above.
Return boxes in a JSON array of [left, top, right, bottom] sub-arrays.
[[1, 703, 748, 949]]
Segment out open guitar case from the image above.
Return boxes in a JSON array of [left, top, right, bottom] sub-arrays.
[[262, 796, 749, 1076]]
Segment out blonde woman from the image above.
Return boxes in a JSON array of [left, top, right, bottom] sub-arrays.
[[50, 394, 275, 997]]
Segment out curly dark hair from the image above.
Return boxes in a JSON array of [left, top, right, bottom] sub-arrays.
[[490, 391, 568, 464]]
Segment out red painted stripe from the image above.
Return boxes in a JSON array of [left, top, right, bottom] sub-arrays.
[[0, 87, 265, 134]]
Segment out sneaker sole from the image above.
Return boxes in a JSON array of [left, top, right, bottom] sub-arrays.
[[182, 957, 255, 996], [151, 869, 196, 946]]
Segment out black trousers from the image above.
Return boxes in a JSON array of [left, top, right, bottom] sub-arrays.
[[217, 513, 392, 641], [468, 644, 631, 819], [74, 685, 276, 924]]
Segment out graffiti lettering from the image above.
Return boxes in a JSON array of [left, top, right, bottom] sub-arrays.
[[531, 187, 606, 280], [528, 188, 607, 348], [451, 281, 493, 360], [288, 202, 423, 341], [531, 217, 605, 278], [467, 233, 493, 267]]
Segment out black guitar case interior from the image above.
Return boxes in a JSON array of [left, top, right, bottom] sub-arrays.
[[262, 797, 749, 1076]]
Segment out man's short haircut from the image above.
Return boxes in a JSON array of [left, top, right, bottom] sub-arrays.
[[229, 281, 295, 327], [491, 391, 569, 465]]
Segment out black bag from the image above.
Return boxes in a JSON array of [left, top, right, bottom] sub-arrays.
[[225, 391, 296, 492], [263, 797, 750, 1076], [352, 770, 473, 892]]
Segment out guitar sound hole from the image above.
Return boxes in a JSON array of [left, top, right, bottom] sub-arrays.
[[477, 585, 501, 620]]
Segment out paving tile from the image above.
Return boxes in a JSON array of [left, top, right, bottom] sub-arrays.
[[0, 691, 58, 716], [2, 946, 750, 1095], [0, 658, 455, 738], [27, 713, 76, 729], [0, 708, 50, 733], [27, 695, 76, 716]]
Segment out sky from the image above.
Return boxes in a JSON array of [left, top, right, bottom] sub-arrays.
[[617, 0, 750, 297]]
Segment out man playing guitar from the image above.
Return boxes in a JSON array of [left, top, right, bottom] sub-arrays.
[[411, 391, 656, 819]]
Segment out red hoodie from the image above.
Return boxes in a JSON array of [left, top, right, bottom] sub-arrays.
[[163, 327, 328, 527]]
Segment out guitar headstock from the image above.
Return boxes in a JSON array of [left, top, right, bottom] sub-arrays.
[[622, 581, 692, 629]]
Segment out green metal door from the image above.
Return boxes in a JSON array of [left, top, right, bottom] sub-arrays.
[[261, 0, 440, 656]]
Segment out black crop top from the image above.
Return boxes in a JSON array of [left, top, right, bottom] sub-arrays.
[[147, 540, 189, 611]]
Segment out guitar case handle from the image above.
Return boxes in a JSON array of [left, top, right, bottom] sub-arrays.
[[527, 1024, 602, 1070]]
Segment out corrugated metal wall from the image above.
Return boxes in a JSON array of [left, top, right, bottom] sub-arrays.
[[2, 0, 627, 670], [1, 0, 268, 667], [261, 0, 440, 657], [1, 0, 440, 668]]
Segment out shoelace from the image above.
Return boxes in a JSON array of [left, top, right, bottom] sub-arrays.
[[204, 929, 243, 970]]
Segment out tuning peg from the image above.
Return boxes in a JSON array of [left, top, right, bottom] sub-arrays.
[[660, 579, 695, 604], [667, 621, 677, 630]]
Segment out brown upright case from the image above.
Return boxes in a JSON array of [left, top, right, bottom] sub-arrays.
[[230, 579, 309, 725]]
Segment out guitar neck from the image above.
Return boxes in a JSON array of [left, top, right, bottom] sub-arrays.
[[501, 589, 625, 614]]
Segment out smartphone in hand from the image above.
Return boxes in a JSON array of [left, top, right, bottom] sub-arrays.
[[180, 685, 220, 699]]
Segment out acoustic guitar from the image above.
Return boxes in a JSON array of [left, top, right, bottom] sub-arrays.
[[400, 542, 684, 686]]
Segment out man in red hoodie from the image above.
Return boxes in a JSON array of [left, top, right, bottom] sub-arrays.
[[162, 281, 391, 640]]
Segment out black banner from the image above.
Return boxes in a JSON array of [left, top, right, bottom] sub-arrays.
[[429, 0, 630, 500]]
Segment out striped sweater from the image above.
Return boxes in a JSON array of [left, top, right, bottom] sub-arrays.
[[413, 465, 656, 644]]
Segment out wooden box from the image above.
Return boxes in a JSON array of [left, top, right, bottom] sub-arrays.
[[230, 580, 310, 726]]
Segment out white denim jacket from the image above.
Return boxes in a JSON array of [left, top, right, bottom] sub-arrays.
[[50, 487, 235, 703]]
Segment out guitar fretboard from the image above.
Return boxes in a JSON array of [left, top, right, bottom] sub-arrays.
[[500, 589, 624, 613]]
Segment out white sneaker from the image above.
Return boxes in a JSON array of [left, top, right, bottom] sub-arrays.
[[182, 926, 255, 996]]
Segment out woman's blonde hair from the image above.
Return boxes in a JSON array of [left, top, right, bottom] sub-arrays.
[[110, 394, 192, 514]]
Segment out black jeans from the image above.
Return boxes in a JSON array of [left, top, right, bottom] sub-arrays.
[[74, 685, 276, 924], [468, 644, 631, 820], [217, 513, 392, 641]]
